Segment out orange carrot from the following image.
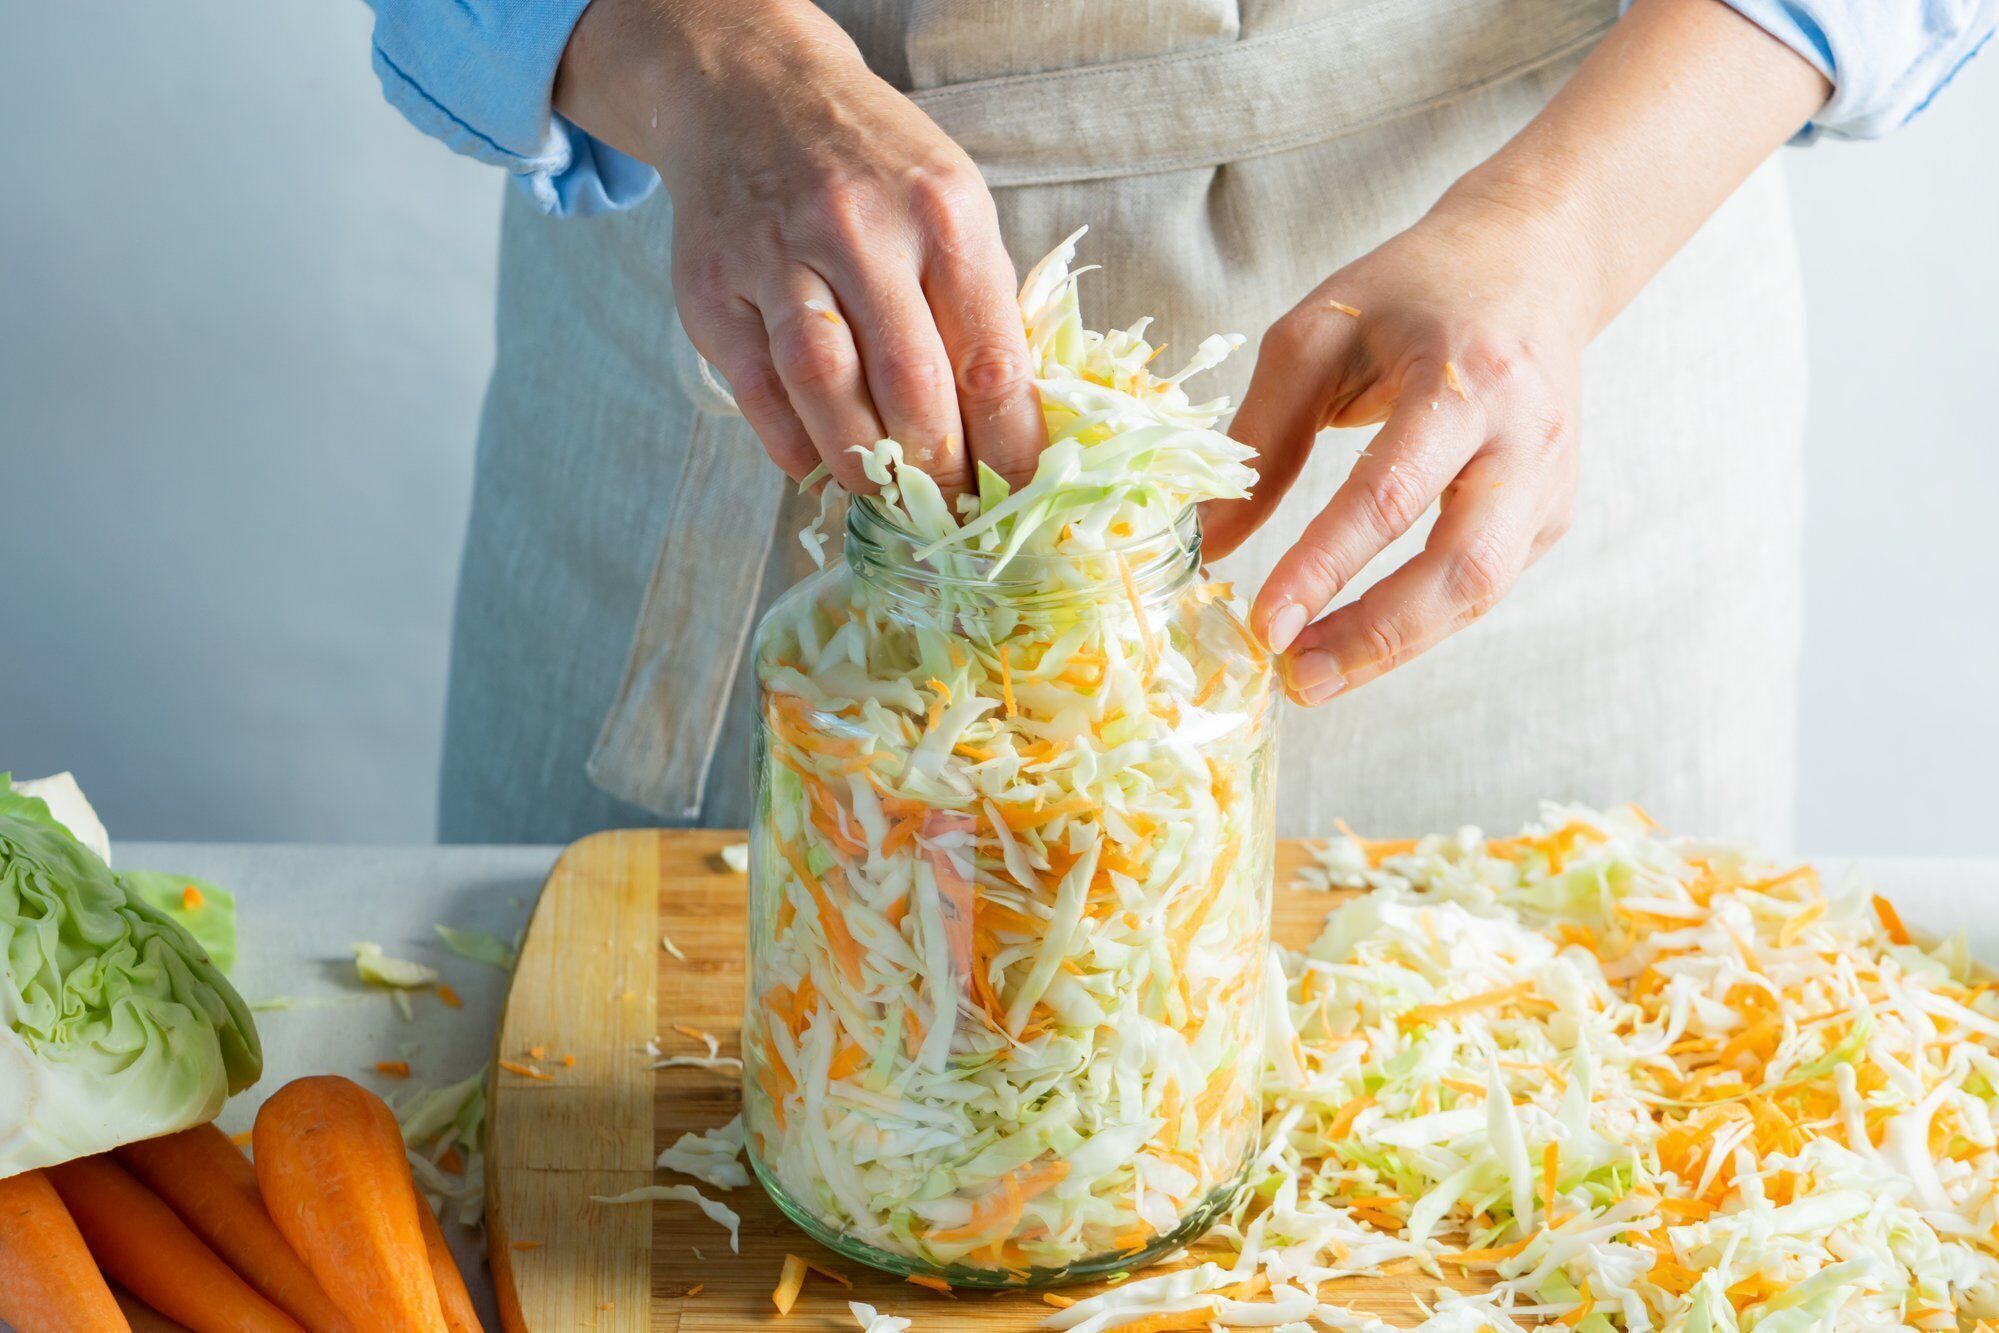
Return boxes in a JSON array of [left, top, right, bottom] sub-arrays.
[[0, 1168, 130, 1333], [253, 1076, 448, 1332], [116, 1123, 355, 1333], [115, 1288, 193, 1333], [411, 1188, 483, 1333], [46, 1155, 303, 1333]]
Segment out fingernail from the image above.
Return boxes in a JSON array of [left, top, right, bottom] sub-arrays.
[[1288, 651, 1346, 705], [1265, 601, 1307, 655]]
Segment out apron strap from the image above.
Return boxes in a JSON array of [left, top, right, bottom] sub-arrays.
[[909, 0, 1615, 188], [587, 412, 782, 821]]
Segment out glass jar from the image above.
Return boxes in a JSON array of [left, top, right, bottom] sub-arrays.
[[741, 496, 1275, 1287]]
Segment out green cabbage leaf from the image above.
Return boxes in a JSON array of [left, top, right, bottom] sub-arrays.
[[0, 776, 261, 1175]]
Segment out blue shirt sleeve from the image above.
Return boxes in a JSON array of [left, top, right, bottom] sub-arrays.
[[1715, 0, 1997, 141], [365, 0, 662, 216]]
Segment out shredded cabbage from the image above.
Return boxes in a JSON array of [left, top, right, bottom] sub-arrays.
[[1078, 803, 1999, 1330], [744, 230, 1275, 1281]]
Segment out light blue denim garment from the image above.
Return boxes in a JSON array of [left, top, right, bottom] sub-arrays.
[[364, 0, 1994, 215]]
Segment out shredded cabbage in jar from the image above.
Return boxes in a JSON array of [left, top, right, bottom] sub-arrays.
[[745, 229, 1276, 1279], [1043, 804, 1999, 1329]]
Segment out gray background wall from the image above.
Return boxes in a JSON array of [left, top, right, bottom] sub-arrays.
[[3, 2, 1993, 852]]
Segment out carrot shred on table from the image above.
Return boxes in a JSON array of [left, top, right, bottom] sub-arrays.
[[804, 1260, 852, 1287], [374, 1060, 411, 1078], [561, 1053, 576, 1067], [1043, 1293, 1078, 1309], [499, 1059, 550, 1081], [527, 1044, 547, 1060], [685, 1284, 704, 1297], [181, 884, 205, 910], [437, 983, 463, 1009], [772, 1254, 808, 1314], [906, 1274, 955, 1296]]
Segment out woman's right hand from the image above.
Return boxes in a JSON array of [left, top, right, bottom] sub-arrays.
[[555, 0, 1046, 492]]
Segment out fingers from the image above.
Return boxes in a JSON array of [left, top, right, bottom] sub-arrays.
[[1202, 306, 1365, 561], [680, 295, 822, 483], [756, 267, 883, 492], [1281, 425, 1574, 705], [827, 258, 972, 492], [1251, 362, 1486, 654], [922, 228, 1045, 487]]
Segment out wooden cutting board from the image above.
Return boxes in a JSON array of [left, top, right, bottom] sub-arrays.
[[487, 829, 1484, 1331]]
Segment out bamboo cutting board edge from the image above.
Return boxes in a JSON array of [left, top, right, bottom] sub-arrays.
[[489, 829, 1482, 1331]]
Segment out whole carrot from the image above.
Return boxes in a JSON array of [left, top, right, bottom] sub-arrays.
[[117, 1124, 355, 1333], [0, 1168, 130, 1333], [253, 1076, 448, 1332], [412, 1186, 484, 1333], [45, 1155, 302, 1333], [113, 1288, 193, 1333]]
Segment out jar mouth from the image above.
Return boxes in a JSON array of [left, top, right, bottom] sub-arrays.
[[843, 497, 1202, 609]]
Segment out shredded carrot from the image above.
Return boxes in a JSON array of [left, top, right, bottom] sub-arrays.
[[804, 1260, 852, 1288], [1442, 1237, 1532, 1264], [1114, 553, 1159, 669], [526, 1044, 547, 1060], [498, 1059, 550, 1081], [561, 1054, 576, 1067], [229, 1129, 253, 1148], [1557, 1278, 1594, 1327], [1328, 1092, 1375, 1139], [1443, 360, 1470, 403], [180, 884, 205, 910], [1327, 300, 1362, 317], [998, 648, 1018, 719], [772, 1254, 808, 1314], [1400, 981, 1536, 1031], [1874, 894, 1913, 946], [906, 1274, 954, 1296], [512, 1240, 542, 1251], [1042, 1293, 1077, 1309], [439, 1144, 465, 1173], [437, 984, 463, 1009], [685, 1283, 704, 1297], [1542, 1140, 1561, 1221], [373, 1061, 410, 1079]]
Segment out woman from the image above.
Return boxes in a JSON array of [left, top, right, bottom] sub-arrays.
[[367, 0, 1990, 844]]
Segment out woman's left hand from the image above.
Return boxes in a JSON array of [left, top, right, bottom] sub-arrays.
[[1203, 183, 1600, 706], [1202, 0, 1831, 707]]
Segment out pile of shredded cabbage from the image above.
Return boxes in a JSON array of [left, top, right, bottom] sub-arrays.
[[746, 230, 1276, 1278], [1039, 803, 1999, 1331]]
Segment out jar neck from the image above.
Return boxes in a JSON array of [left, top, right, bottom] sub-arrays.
[[843, 498, 1201, 615]]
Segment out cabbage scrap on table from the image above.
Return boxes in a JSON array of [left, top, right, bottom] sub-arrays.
[[1045, 804, 1999, 1330]]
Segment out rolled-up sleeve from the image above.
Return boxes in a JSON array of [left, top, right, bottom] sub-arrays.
[[1717, 0, 1997, 140], [366, 0, 662, 216]]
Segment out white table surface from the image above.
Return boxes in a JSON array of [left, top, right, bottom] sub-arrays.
[[70, 842, 1999, 1330], [112, 840, 561, 1328]]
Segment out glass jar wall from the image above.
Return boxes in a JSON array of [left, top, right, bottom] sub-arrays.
[[741, 497, 1275, 1287]]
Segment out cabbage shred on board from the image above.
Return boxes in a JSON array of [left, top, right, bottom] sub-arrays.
[[1047, 804, 1999, 1330], [741, 230, 1278, 1283]]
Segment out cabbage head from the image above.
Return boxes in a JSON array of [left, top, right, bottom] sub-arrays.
[[0, 778, 261, 1175]]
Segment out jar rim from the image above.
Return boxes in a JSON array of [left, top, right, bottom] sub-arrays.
[[842, 497, 1202, 609]]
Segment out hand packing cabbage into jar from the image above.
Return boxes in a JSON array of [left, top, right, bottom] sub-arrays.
[[739, 232, 1279, 1284]]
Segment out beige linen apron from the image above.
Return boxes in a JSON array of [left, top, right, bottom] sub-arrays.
[[439, 0, 1806, 845]]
